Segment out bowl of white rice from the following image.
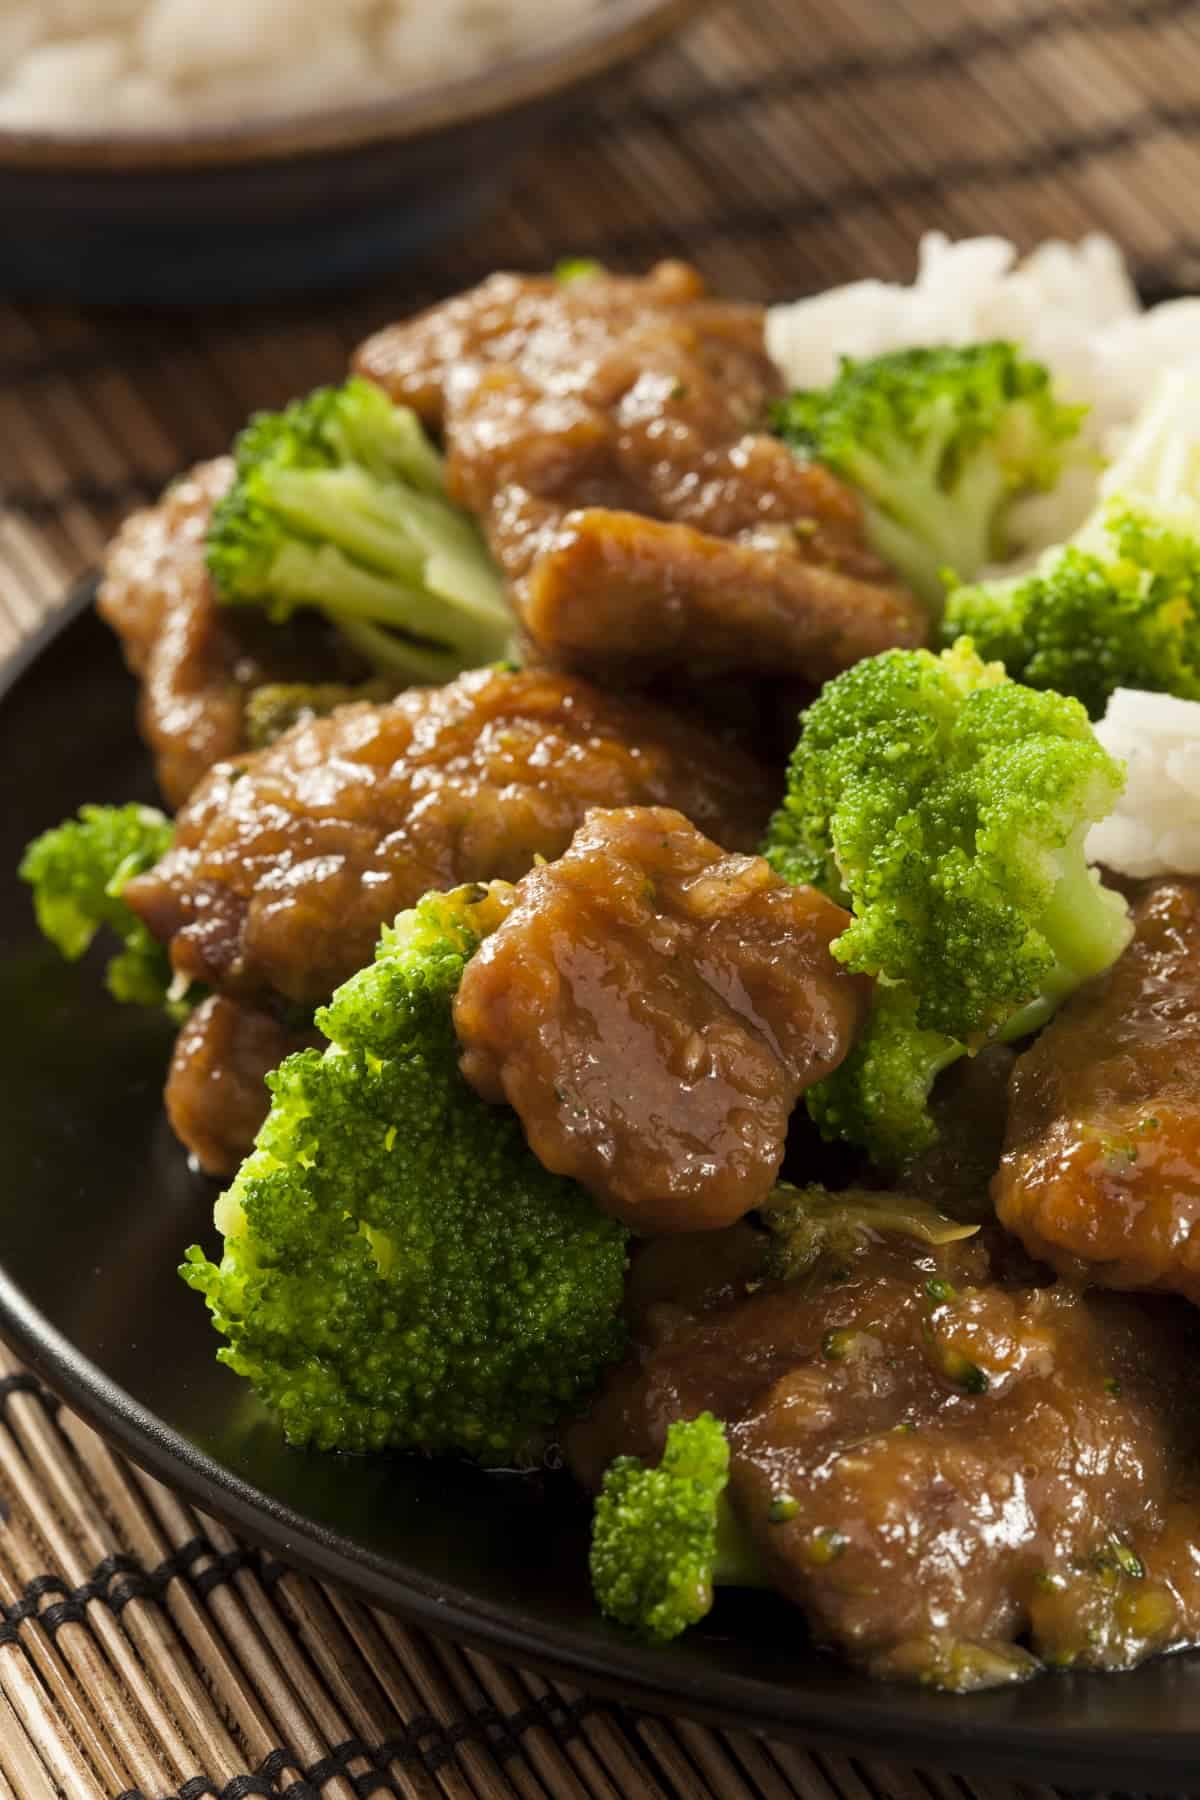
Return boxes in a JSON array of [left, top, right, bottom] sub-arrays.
[[0, 0, 701, 303]]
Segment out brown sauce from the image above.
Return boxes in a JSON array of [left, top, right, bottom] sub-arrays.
[[570, 1227, 1200, 1687]]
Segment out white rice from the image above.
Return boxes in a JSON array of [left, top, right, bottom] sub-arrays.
[[0, 0, 603, 131], [767, 233, 1200, 880], [1087, 689, 1200, 878], [767, 232, 1200, 558]]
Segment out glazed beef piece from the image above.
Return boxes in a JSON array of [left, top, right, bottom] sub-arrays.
[[355, 262, 926, 687], [164, 995, 318, 1177], [98, 460, 354, 808], [516, 510, 923, 693], [124, 670, 773, 1009], [995, 880, 1200, 1302], [570, 1230, 1200, 1685], [454, 807, 868, 1233], [355, 259, 772, 434]]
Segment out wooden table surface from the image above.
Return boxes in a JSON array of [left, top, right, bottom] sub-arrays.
[[3, 0, 1198, 1791]]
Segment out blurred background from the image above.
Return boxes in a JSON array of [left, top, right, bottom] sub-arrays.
[[6, 0, 1200, 616]]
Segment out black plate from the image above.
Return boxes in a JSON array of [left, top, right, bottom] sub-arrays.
[[3, 586, 1200, 1785]]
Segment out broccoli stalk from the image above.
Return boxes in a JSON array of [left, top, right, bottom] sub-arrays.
[[181, 882, 629, 1458], [207, 377, 516, 685], [763, 641, 1132, 1167], [771, 343, 1084, 615], [19, 803, 185, 1016], [590, 1414, 764, 1643], [943, 369, 1200, 715]]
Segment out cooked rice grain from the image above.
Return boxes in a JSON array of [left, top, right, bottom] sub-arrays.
[[1089, 688, 1200, 878], [0, 0, 603, 130], [768, 234, 1200, 562]]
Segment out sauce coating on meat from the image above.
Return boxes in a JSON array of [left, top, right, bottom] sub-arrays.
[[355, 263, 926, 687], [164, 994, 318, 1177], [98, 461, 357, 808], [356, 260, 768, 432], [454, 807, 868, 1233], [124, 670, 774, 1008], [570, 1230, 1200, 1686], [995, 880, 1200, 1301]]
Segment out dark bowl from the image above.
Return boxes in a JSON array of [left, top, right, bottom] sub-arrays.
[[0, 0, 700, 305], [7, 584, 1200, 1786]]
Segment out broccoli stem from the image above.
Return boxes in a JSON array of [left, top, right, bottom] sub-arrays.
[[863, 453, 1005, 615], [925, 840, 1129, 1080], [263, 547, 470, 683], [915, 841, 1132, 1082], [1035, 827, 1136, 1000], [994, 995, 1056, 1045], [209, 379, 517, 686], [330, 398, 446, 495], [714, 1494, 770, 1590], [267, 467, 428, 581], [858, 387, 1022, 603], [334, 618, 464, 684], [265, 469, 511, 665]]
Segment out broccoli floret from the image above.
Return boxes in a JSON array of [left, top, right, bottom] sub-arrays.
[[945, 521, 1200, 718], [243, 678, 397, 748], [763, 641, 1132, 1166], [944, 369, 1200, 715], [803, 988, 969, 1168], [207, 376, 515, 684], [590, 1415, 763, 1643], [771, 344, 1084, 614], [19, 803, 182, 1014], [180, 883, 629, 1458]]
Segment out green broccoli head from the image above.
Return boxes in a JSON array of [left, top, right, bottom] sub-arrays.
[[590, 1414, 762, 1643], [181, 883, 630, 1459], [945, 506, 1200, 721], [19, 803, 182, 1014], [771, 343, 1084, 614], [764, 641, 1132, 1165], [804, 989, 967, 1165], [207, 376, 515, 685], [942, 364, 1200, 716]]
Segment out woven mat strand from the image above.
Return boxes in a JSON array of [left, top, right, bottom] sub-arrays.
[[0, 1354, 1066, 1800], [9, 0, 1200, 613], [3, 0, 1200, 1792]]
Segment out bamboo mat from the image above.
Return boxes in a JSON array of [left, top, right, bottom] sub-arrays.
[[2, 0, 1200, 1792]]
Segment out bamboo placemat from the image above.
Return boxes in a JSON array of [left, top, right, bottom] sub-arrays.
[[4, 0, 1200, 1792]]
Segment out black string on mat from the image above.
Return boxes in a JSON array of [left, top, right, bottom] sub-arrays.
[[6, 2, 1200, 1795]]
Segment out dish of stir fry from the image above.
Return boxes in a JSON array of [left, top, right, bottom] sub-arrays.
[[20, 242, 1200, 1695]]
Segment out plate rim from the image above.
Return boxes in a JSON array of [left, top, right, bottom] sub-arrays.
[[3, 582, 1200, 1781]]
